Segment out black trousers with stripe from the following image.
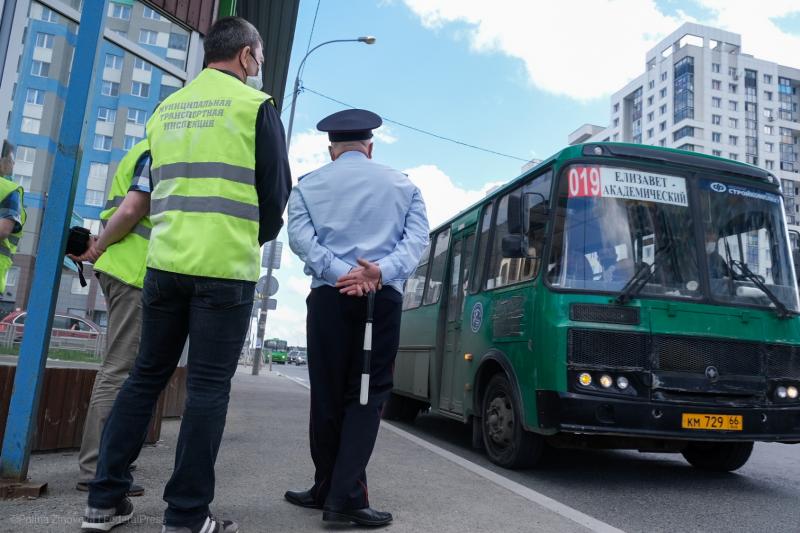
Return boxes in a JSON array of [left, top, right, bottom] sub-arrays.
[[306, 285, 402, 510]]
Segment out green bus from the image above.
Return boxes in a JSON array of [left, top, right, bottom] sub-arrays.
[[265, 338, 288, 364], [387, 142, 800, 472]]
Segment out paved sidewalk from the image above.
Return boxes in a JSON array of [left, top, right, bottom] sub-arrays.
[[1, 367, 587, 532]]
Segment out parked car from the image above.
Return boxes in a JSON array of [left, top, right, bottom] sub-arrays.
[[0, 310, 101, 342], [295, 354, 307, 366]]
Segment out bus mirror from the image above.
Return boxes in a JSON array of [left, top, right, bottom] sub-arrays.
[[525, 192, 549, 231], [502, 234, 526, 258], [507, 192, 523, 234]]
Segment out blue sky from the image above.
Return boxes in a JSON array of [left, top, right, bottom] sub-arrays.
[[264, 0, 800, 345]]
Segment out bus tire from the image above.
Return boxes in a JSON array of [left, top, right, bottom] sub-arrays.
[[481, 373, 543, 469], [382, 393, 424, 423], [681, 441, 753, 472]]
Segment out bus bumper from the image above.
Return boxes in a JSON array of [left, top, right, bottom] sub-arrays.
[[536, 391, 800, 442]]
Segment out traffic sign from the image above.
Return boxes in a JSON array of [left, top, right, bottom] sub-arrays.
[[255, 275, 279, 298], [266, 298, 277, 310], [262, 240, 283, 270]]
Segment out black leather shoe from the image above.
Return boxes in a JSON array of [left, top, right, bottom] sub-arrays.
[[322, 507, 393, 527], [284, 489, 323, 510]]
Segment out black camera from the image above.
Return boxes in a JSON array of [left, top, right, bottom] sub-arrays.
[[66, 226, 92, 256]]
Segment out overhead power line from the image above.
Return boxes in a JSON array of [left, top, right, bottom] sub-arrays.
[[300, 0, 323, 79], [301, 86, 530, 163]]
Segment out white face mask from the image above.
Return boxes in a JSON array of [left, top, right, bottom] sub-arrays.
[[706, 242, 717, 254], [246, 65, 263, 91]]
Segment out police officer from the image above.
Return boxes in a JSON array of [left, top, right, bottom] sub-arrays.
[[0, 141, 26, 293], [81, 17, 291, 533], [286, 109, 429, 526], [71, 139, 151, 496]]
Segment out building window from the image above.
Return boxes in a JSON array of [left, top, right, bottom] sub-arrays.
[[5, 267, 20, 288], [661, 72, 667, 81], [764, 108, 773, 119], [647, 128, 654, 139], [766, 142, 774, 153], [127, 108, 147, 125], [764, 125, 774, 135], [25, 88, 45, 106], [613, 118, 619, 127], [12, 174, 32, 191], [131, 82, 150, 98], [138, 30, 158, 46], [764, 74, 772, 84], [124, 135, 142, 150], [101, 81, 120, 97], [729, 135, 738, 146], [677, 143, 695, 152], [659, 87, 667, 98], [612, 133, 619, 141], [766, 160, 774, 169], [764, 91, 773, 100], [712, 114, 721, 125], [660, 104, 667, 115], [133, 57, 152, 72], [97, 107, 116, 123], [17, 146, 36, 164], [93, 135, 112, 151], [159, 85, 178, 100], [712, 149, 722, 157], [168, 32, 189, 51], [673, 56, 694, 123], [673, 126, 694, 141], [39, 6, 59, 22], [71, 276, 91, 294], [30, 60, 50, 77], [712, 132, 721, 142], [728, 83, 737, 93], [647, 111, 654, 122], [659, 139, 666, 147], [109, 2, 131, 20], [729, 67, 737, 77], [21, 117, 40, 134], [648, 80, 655, 89], [142, 6, 162, 20], [712, 63, 720, 73], [729, 101, 738, 111], [34, 32, 54, 49], [659, 121, 666, 132], [712, 97, 721, 108], [84, 189, 104, 207], [104, 54, 123, 70], [729, 118, 738, 128], [729, 153, 738, 160], [612, 103, 619, 113], [712, 80, 721, 90], [89, 162, 108, 181], [647, 95, 654, 106]]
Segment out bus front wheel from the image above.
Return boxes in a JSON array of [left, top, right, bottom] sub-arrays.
[[481, 373, 543, 469], [681, 441, 753, 472]]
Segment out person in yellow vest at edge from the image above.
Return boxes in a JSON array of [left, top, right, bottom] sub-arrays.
[[70, 138, 152, 497], [80, 17, 291, 533], [0, 141, 25, 294]]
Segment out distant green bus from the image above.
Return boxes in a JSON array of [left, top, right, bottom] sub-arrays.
[[265, 338, 288, 364], [388, 142, 800, 472]]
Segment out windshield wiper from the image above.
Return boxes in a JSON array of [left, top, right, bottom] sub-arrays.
[[729, 260, 797, 319], [615, 243, 671, 305]]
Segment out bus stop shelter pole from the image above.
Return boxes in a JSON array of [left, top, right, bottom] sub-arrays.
[[0, 0, 108, 481]]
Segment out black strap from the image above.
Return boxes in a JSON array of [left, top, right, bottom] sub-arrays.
[[72, 259, 87, 287]]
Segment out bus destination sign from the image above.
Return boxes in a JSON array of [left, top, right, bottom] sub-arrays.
[[568, 165, 688, 207]]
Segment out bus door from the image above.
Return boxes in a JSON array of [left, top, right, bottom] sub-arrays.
[[439, 228, 476, 414]]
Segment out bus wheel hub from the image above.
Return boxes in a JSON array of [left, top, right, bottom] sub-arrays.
[[487, 396, 513, 445]]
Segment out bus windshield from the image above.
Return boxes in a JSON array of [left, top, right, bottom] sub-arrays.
[[548, 164, 700, 299], [699, 179, 799, 312]]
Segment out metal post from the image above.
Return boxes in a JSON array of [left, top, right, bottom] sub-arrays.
[[285, 76, 301, 150], [252, 242, 277, 375], [0, 0, 107, 481]]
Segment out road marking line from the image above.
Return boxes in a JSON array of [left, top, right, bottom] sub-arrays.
[[276, 373, 625, 533]]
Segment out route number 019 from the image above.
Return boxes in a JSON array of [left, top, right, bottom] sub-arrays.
[[568, 166, 601, 198]]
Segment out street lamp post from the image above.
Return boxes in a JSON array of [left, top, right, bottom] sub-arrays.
[[286, 36, 376, 149]]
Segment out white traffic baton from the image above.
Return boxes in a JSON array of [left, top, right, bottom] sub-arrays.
[[360, 291, 376, 406]]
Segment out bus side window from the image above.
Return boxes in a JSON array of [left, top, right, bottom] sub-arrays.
[[470, 203, 493, 293], [402, 243, 431, 310], [423, 228, 451, 305]]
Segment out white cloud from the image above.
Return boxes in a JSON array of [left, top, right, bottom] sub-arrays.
[[401, 0, 800, 101], [287, 275, 311, 297], [404, 164, 505, 227], [288, 130, 330, 183], [374, 126, 398, 144]]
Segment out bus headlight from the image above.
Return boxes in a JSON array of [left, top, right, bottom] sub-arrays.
[[776, 386, 788, 399], [599, 374, 613, 388], [617, 376, 630, 390], [788, 386, 798, 399], [578, 373, 592, 387]]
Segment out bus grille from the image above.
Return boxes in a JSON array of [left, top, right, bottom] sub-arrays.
[[568, 328, 800, 380]]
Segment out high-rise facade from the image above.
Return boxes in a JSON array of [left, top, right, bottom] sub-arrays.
[[569, 23, 800, 233], [0, 0, 205, 324]]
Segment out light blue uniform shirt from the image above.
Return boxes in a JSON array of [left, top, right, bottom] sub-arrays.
[[288, 151, 430, 294]]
